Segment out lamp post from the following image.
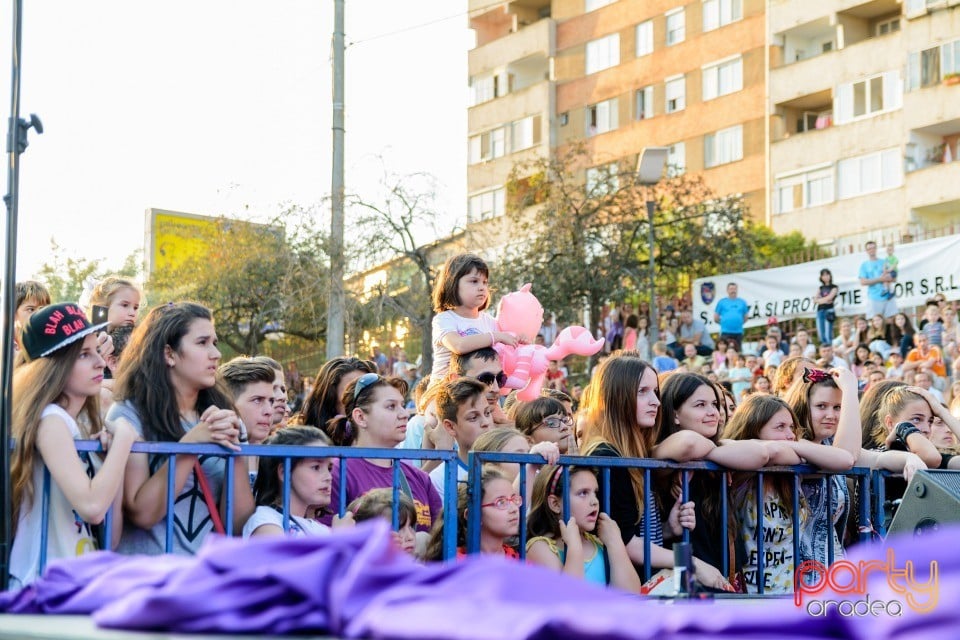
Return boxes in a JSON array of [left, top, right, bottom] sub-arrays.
[[636, 148, 668, 344]]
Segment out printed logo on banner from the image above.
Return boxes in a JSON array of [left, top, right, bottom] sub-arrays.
[[700, 282, 715, 305]]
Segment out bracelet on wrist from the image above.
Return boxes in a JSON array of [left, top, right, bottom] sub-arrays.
[[893, 422, 921, 448]]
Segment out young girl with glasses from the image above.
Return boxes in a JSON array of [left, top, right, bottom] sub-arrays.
[[513, 396, 576, 454], [526, 465, 640, 592], [424, 465, 520, 560], [245, 426, 349, 538], [323, 374, 442, 544]]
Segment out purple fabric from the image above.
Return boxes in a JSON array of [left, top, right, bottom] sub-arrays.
[[2, 521, 959, 638]]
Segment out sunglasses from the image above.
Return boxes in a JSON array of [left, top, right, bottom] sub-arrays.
[[353, 372, 382, 399], [475, 371, 508, 387]]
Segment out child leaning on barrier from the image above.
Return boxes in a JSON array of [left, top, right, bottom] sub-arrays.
[[721, 394, 854, 594], [9, 304, 136, 588], [525, 465, 640, 592], [108, 302, 254, 556], [244, 426, 351, 538]]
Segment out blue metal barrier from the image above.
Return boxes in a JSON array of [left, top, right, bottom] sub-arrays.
[[465, 451, 878, 593], [30, 441, 460, 576]]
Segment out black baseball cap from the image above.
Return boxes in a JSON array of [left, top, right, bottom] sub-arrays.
[[21, 302, 108, 360]]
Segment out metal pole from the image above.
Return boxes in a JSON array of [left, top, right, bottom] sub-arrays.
[[326, 0, 346, 358], [1, 0, 24, 591], [646, 199, 658, 344]]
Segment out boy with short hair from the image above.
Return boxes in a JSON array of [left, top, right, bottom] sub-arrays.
[[15, 280, 51, 328], [429, 378, 492, 493], [218, 357, 279, 446]]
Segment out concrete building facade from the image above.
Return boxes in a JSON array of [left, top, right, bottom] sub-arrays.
[[466, 0, 960, 252], [768, 0, 960, 249]]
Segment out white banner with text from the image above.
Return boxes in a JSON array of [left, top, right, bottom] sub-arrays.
[[692, 234, 960, 332]]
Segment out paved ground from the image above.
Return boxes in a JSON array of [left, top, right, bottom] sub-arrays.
[[0, 615, 338, 639]]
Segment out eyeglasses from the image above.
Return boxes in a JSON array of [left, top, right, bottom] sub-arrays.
[[475, 371, 508, 387], [353, 372, 382, 399], [538, 415, 574, 430], [481, 494, 523, 510]]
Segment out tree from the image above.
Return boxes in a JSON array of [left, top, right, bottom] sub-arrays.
[[34, 239, 140, 303], [349, 172, 462, 374], [148, 206, 330, 356], [495, 146, 820, 334]]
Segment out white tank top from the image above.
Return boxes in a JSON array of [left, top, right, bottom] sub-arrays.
[[8, 404, 99, 589]]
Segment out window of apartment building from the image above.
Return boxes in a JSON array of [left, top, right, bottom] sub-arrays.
[[835, 71, 901, 123], [468, 187, 506, 223], [704, 124, 743, 168], [468, 126, 508, 164], [469, 72, 510, 106], [586, 0, 616, 11], [907, 38, 960, 90], [875, 17, 900, 36], [665, 75, 686, 113], [635, 86, 654, 120], [666, 9, 685, 46], [702, 56, 743, 101], [837, 148, 901, 200], [586, 162, 620, 195], [702, 0, 742, 32], [636, 20, 653, 57], [585, 34, 620, 75], [667, 142, 686, 175], [774, 165, 833, 214], [511, 115, 542, 152], [586, 98, 619, 136]]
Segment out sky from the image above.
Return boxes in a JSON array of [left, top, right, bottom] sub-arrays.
[[0, 1, 471, 280]]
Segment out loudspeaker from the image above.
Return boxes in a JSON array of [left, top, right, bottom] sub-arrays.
[[888, 470, 960, 537]]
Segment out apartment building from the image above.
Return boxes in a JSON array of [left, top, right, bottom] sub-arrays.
[[768, 0, 960, 248], [466, 0, 767, 238], [466, 0, 555, 247]]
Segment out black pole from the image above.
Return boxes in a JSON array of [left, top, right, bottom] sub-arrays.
[[2, 0, 25, 591]]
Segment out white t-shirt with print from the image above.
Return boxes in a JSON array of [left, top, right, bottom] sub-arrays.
[[430, 309, 497, 381]]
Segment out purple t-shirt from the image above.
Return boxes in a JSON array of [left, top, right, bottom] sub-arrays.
[[322, 458, 443, 533]]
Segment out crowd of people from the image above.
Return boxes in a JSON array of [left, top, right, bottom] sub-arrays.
[[7, 249, 960, 597]]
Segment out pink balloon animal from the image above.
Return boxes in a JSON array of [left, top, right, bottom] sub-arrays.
[[492, 283, 605, 401]]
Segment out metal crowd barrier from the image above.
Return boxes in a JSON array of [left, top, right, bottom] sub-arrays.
[[32, 441, 461, 576], [465, 451, 879, 593], [30, 442, 898, 592]]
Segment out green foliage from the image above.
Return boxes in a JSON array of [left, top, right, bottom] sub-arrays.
[[497, 147, 820, 330], [34, 239, 141, 304], [148, 206, 330, 356]]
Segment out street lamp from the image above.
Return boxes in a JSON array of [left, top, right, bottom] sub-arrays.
[[637, 147, 668, 344]]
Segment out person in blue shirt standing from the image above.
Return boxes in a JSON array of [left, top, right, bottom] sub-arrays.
[[713, 283, 750, 351], [858, 241, 897, 327]]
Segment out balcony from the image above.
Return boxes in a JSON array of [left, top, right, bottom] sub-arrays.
[[903, 75, 960, 131], [771, 90, 834, 142], [771, 110, 902, 177], [906, 158, 960, 224], [468, 80, 552, 135], [770, 30, 901, 106], [470, 0, 551, 48], [769, 0, 901, 36], [470, 17, 554, 76]]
